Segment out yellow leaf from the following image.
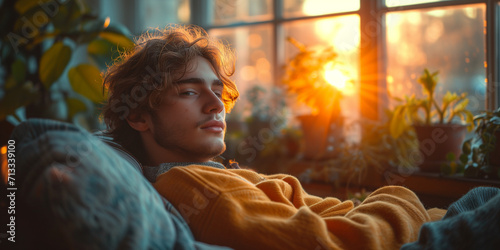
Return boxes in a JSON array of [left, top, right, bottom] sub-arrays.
[[99, 32, 134, 49], [87, 39, 112, 55], [453, 98, 469, 113], [418, 68, 438, 97], [39, 42, 72, 89], [443, 91, 458, 105], [14, 0, 39, 14], [68, 64, 106, 103], [390, 106, 408, 139]]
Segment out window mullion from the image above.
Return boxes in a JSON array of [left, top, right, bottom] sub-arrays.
[[359, 0, 384, 120], [274, 0, 285, 89], [486, 0, 499, 109], [190, 0, 212, 28]]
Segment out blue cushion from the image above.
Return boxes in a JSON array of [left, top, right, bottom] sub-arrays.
[[8, 118, 230, 250]]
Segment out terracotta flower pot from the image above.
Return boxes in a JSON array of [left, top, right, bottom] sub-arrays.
[[297, 114, 343, 160], [413, 124, 467, 173]]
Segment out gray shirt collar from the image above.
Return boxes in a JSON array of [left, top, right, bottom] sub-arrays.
[[142, 161, 225, 183]]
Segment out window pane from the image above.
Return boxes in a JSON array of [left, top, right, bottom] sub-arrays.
[[283, 15, 360, 141], [141, 0, 190, 32], [212, 0, 272, 25], [385, 0, 454, 7], [385, 4, 486, 116], [284, 0, 360, 18], [209, 25, 274, 118]]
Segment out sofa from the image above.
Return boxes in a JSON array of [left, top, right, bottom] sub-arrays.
[[1, 118, 229, 249], [2, 118, 500, 249]]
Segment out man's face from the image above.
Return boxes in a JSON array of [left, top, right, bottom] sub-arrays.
[[143, 56, 227, 163]]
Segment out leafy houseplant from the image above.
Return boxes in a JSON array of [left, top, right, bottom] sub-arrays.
[[389, 69, 474, 172], [459, 107, 500, 179], [298, 116, 419, 187], [0, 0, 134, 132], [282, 37, 346, 160], [222, 85, 289, 166]]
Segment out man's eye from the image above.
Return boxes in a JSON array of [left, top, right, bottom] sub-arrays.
[[214, 91, 223, 99], [180, 91, 196, 96]]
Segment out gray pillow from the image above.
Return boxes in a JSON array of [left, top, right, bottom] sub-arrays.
[[6, 118, 229, 250]]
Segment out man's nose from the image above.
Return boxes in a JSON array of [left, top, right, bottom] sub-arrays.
[[203, 92, 225, 114]]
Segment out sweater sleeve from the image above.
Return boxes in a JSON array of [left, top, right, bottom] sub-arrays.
[[153, 165, 434, 250]]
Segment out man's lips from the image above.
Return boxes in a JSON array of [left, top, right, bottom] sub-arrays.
[[200, 120, 225, 132]]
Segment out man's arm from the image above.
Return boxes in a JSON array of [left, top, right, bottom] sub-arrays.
[[153, 165, 435, 250]]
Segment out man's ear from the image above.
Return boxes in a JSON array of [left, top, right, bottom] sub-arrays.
[[126, 112, 150, 132]]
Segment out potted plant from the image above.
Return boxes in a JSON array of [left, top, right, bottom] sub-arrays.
[[389, 69, 474, 172], [224, 85, 288, 166], [0, 0, 133, 132], [282, 37, 347, 160], [297, 116, 419, 186], [459, 107, 500, 179]]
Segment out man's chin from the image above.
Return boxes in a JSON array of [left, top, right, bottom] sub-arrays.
[[199, 141, 226, 160]]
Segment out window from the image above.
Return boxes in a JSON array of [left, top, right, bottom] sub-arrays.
[[283, 0, 360, 17], [94, 0, 190, 35], [385, 4, 487, 114], [283, 15, 360, 126], [193, 0, 498, 117], [209, 24, 275, 118], [196, 1, 362, 135], [382, 0, 498, 114], [159, 1, 498, 147], [211, 0, 272, 25]]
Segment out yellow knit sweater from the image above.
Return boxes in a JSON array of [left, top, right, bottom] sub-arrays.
[[153, 165, 445, 250]]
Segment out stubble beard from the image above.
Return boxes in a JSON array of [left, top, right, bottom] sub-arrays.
[[152, 117, 226, 162]]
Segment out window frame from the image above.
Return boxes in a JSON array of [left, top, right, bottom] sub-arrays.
[[189, 0, 500, 121]]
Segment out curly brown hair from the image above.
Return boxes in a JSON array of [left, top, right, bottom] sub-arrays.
[[101, 24, 239, 163]]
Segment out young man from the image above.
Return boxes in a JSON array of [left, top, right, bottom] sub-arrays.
[[101, 24, 445, 249]]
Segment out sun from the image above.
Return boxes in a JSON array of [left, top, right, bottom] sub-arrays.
[[323, 62, 356, 96]]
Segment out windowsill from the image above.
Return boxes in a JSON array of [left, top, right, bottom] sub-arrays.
[[259, 158, 500, 209], [359, 168, 500, 208]]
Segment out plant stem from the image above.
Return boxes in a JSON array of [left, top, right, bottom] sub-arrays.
[[432, 99, 444, 123]]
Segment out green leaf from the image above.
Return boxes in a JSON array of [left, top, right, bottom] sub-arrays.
[[39, 42, 72, 89], [66, 97, 87, 119], [68, 64, 106, 103]]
